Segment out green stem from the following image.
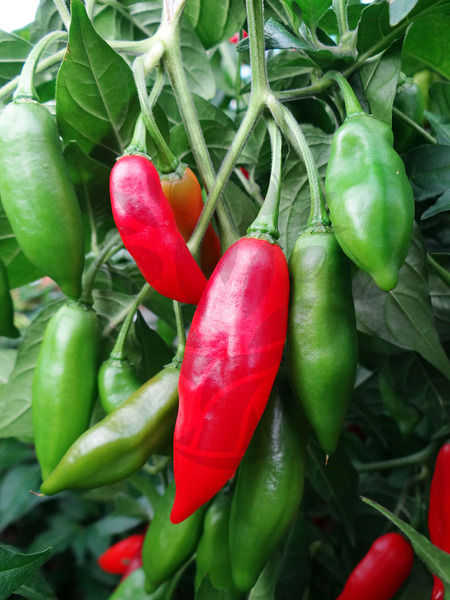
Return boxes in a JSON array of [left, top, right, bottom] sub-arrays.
[[247, 118, 282, 241], [148, 64, 166, 108], [246, 0, 270, 96], [133, 55, 178, 173], [52, 0, 71, 30], [326, 71, 363, 116], [110, 284, 153, 359], [172, 301, 186, 366], [427, 254, 450, 287], [81, 233, 122, 305], [267, 97, 330, 228], [234, 167, 264, 207], [187, 96, 264, 254], [125, 113, 148, 155], [332, 0, 350, 41], [162, 25, 238, 251], [392, 106, 437, 145], [356, 441, 439, 473], [13, 31, 67, 102]]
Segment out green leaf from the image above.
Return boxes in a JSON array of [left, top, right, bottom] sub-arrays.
[[15, 569, 57, 600], [0, 544, 52, 600], [359, 41, 402, 127], [0, 31, 32, 93], [421, 190, 450, 219], [306, 442, 359, 544], [353, 226, 450, 380], [403, 14, 450, 79], [180, 20, 216, 100], [404, 145, 450, 200], [361, 496, 450, 588], [426, 113, 450, 145], [0, 350, 15, 387], [293, 0, 331, 31], [0, 300, 63, 442], [429, 81, 450, 116], [0, 464, 43, 532], [56, 0, 139, 159], [195, 575, 236, 599], [186, 0, 246, 50], [389, 0, 421, 26]]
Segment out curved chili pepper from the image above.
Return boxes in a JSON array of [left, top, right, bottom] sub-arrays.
[[98, 533, 145, 575], [160, 166, 221, 278], [428, 444, 450, 599], [336, 533, 413, 600], [98, 356, 142, 414], [170, 235, 289, 524], [110, 155, 207, 304]]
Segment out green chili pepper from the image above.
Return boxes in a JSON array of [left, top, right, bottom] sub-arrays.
[[0, 256, 19, 338], [0, 32, 85, 300], [142, 480, 207, 594], [98, 356, 143, 414], [40, 364, 179, 495], [195, 491, 243, 597], [229, 377, 307, 592], [32, 301, 99, 480], [287, 227, 357, 456], [325, 72, 415, 291], [392, 73, 424, 154]]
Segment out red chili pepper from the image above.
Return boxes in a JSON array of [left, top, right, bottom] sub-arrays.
[[110, 155, 207, 304], [160, 166, 221, 278], [170, 235, 289, 524], [229, 31, 248, 43], [336, 533, 413, 600], [428, 443, 450, 599], [98, 533, 145, 575]]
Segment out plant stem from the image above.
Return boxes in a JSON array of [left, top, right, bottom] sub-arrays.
[[326, 71, 363, 116], [133, 55, 179, 173], [267, 97, 329, 228], [81, 233, 122, 305], [172, 301, 186, 366], [246, 0, 269, 97], [110, 284, 153, 359], [52, 0, 71, 30], [247, 117, 282, 241], [13, 31, 67, 102], [428, 255, 450, 287], [356, 441, 439, 473], [332, 0, 350, 41], [392, 106, 437, 144]]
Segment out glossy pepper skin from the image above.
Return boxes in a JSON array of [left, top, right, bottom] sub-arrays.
[[98, 534, 145, 575], [195, 491, 242, 597], [142, 480, 207, 593], [160, 166, 221, 278], [32, 302, 99, 480], [392, 74, 424, 154], [171, 235, 290, 524], [325, 114, 415, 291], [0, 256, 19, 338], [287, 228, 357, 455], [336, 533, 414, 600], [40, 364, 179, 495], [229, 379, 307, 592], [428, 444, 450, 600], [110, 155, 207, 304], [98, 356, 142, 414], [0, 101, 85, 300]]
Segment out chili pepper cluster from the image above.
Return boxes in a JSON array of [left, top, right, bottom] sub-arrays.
[[0, 27, 429, 600]]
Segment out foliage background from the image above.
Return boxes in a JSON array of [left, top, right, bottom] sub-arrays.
[[0, 0, 450, 598]]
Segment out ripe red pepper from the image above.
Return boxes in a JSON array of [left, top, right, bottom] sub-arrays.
[[110, 155, 207, 304], [160, 166, 221, 278], [98, 533, 145, 576], [428, 443, 450, 599], [336, 533, 413, 600], [170, 235, 289, 524]]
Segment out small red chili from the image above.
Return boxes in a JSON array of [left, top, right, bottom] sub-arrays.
[[98, 533, 145, 576]]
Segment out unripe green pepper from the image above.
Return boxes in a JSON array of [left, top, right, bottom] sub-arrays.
[[0, 256, 19, 338], [98, 356, 142, 414], [40, 364, 179, 495], [287, 226, 357, 456], [32, 301, 99, 480], [392, 73, 424, 154], [325, 73, 415, 291], [142, 480, 207, 594], [195, 491, 243, 597], [229, 378, 307, 592]]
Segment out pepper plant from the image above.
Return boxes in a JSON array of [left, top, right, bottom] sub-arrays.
[[0, 0, 450, 599]]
